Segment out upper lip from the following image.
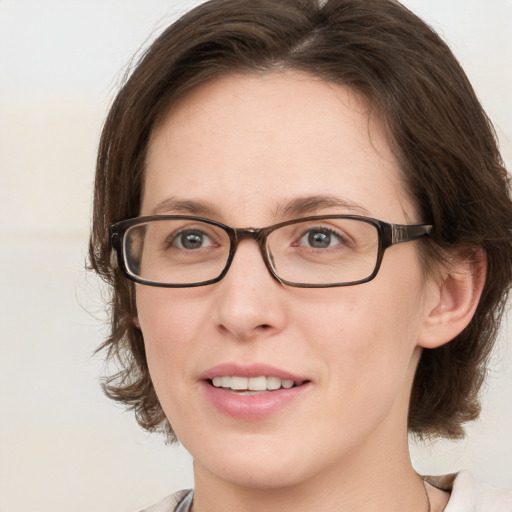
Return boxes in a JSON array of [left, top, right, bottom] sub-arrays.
[[199, 363, 309, 383]]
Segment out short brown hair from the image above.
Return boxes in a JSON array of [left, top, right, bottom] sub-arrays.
[[89, 0, 512, 441]]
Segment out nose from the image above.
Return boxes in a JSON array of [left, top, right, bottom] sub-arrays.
[[212, 239, 287, 341]]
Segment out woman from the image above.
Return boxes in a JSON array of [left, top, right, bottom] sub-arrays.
[[89, 0, 512, 510]]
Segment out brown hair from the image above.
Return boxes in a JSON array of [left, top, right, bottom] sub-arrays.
[[89, 0, 512, 441]]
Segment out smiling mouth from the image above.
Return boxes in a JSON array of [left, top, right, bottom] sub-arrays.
[[209, 375, 306, 394]]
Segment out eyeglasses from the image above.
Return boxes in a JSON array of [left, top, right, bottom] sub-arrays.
[[110, 215, 433, 288]]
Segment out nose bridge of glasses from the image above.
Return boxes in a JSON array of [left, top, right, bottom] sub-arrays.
[[231, 227, 268, 252], [228, 227, 277, 275]]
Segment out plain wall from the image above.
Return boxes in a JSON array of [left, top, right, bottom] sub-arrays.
[[0, 1, 511, 511]]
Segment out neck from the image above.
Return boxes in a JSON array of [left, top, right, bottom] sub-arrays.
[[192, 430, 427, 512]]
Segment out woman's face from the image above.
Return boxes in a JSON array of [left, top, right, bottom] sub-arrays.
[[136, 73, 437, 489]]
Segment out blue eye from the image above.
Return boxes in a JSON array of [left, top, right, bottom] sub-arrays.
[[300, 228, 343, 249]]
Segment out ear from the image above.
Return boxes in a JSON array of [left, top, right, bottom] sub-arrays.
[[418, 249, 486, 349], [133, 316, 141, 329]]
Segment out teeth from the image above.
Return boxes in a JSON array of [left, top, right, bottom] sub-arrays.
[[248, 376, 267, 391], [231, 376, 248, 390], [281, 379, 294, 389], [211, 376, 299, 391], [267, 376, 281, 390]]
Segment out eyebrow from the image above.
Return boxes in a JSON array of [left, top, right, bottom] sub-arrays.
[[149, 194, 371, 220], [150, 197, 221, 217], [275, 195, 371, 218]]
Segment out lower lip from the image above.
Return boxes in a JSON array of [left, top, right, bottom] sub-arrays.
[[201, 381, 311, 421]]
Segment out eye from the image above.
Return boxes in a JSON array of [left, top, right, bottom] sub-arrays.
[[299, 227, 344, 249], [171, 229, 213, 250]]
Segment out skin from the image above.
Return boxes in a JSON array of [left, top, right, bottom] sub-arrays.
[[135, 72, 480, 511]]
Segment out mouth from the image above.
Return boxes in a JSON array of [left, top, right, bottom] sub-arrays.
[[200, 365, 311, 419], [208, 375, 306, 395]]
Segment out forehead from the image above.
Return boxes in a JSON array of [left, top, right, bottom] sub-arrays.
[[143, 72, 415, 223]]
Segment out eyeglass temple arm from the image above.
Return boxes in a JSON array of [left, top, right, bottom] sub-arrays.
[[391, 224, 433, 245]]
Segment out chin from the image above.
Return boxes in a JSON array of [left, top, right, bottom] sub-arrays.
[[199, 454, 311, 490], [185, 428, 335, 491]]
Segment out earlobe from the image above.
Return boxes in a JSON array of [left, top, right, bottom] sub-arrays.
[[418, 249, 486, 349], [133, 316, 141, 329]]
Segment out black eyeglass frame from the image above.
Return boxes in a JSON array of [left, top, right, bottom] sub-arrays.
[[110, 215, 433, 288]]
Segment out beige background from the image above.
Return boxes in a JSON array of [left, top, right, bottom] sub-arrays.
[[0, 1, 511, 511]]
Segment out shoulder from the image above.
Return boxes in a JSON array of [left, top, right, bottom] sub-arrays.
[[448, 471, 512, 512], [139, 489, 193, 512], [428, 471, 512, 512]]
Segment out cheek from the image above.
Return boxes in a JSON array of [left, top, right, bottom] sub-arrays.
[[292, 272, 425, 385], [135, 288, 207, 390], [136, 286, 208, 341], [135, 288, 219, 440], [294, 281, 421, 348]]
